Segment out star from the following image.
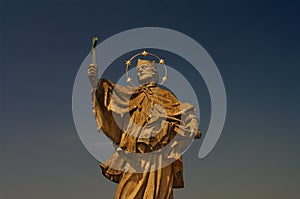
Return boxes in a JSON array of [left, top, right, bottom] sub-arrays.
[[127, 77, 132, 82], [125, 60, 131, 66], [159, 59, 165, 65], [142, 50, 148, 56], [162, 76, 167, 82]]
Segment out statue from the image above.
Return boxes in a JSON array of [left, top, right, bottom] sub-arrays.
[[88, 38, 201, 199]]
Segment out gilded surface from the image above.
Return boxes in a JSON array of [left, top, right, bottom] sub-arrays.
[[93, 78, 200, 199]]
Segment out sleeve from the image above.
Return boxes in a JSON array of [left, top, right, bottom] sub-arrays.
[[92, 79, 123, 144], [180, 103, 201, 139]]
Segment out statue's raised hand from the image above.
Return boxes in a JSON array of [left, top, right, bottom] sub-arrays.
[[88, 64, 99, 89]]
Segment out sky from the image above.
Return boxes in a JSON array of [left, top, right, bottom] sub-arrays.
[[1, 0, 300, 198]]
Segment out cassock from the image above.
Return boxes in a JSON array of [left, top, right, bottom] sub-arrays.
[[92, 79, 201, 199]]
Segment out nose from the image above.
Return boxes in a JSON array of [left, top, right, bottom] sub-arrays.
[[137, 67, 145, 74]]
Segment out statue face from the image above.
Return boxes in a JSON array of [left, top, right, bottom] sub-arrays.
[[136, 64, 157, 84]]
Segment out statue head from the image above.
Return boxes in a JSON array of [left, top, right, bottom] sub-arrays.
[[136, 59, 159, 85]]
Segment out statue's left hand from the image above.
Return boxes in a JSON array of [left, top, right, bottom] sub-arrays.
[[189, 118, 201, 139]]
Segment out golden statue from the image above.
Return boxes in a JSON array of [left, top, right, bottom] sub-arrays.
[[88, 40, 201, 199]]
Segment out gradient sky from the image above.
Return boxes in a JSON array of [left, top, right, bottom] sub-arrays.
[[1, 0, 300, 198]]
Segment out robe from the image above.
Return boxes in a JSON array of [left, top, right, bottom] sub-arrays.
[[93, 79, 201, 199]]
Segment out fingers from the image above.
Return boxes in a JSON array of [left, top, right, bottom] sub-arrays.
[[88, 67, 98, 72], [88, 64, 99, 88], [88, 71, 98, 77], [88, 64, 98, 71], [88, 68, 98, 75], [88, 64, 98, 77]]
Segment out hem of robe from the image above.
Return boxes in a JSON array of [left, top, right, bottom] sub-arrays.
[[94, 79, 202, 189], [100, 159, 184, 189]]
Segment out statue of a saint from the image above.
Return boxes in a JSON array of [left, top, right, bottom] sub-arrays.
[[88, 52, 201, 199]]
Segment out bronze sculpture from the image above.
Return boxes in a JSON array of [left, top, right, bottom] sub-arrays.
[[88, 47, 201, 199]]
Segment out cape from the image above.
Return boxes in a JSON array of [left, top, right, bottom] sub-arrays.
[[93, 79, 201, 189]]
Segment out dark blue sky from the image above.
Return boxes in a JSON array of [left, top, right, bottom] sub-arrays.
[[1, 0, 300, 198]]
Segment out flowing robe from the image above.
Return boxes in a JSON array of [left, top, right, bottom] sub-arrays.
[[93, 79, 201, 199]]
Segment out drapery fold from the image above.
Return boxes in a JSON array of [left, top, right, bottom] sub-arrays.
[[93, 79, 201, 198]]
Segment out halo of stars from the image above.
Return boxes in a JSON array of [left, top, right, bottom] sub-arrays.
[[125, 50, 168, 86]]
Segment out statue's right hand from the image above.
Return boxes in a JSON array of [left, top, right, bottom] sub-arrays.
[[88, 64, 99, 88]]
